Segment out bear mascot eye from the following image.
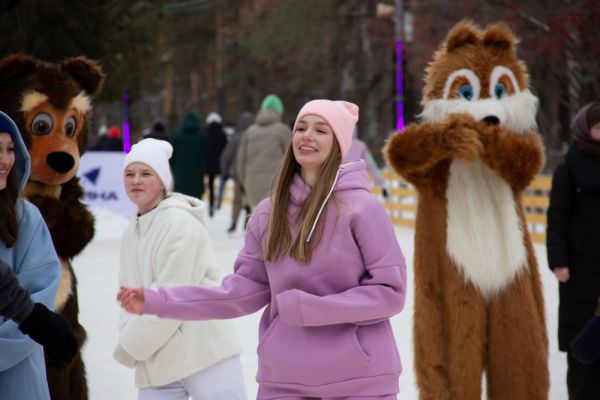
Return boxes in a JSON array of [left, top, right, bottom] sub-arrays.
[[31, 112, 53, 135], [64, 116, 77, 138]]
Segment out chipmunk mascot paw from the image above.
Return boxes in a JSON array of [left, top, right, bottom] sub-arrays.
[[385, 21, 549, 399], [0, 54, 104, 400]]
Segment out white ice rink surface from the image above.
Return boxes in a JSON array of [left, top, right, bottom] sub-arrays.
[[76, 205, 567, 399]]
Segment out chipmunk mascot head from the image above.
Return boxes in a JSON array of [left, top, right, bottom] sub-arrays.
[[0, 54, 104, 400], [385, 21, 549, 399]]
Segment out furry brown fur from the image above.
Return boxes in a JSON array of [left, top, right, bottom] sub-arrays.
[[0, 54, 103, 400], [385, 21, 549, 399]]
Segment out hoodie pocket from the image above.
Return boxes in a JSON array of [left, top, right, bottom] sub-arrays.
[[256, 316, 370, 386]]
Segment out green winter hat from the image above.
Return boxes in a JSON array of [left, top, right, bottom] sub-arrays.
[[260, 94, 284, 115]]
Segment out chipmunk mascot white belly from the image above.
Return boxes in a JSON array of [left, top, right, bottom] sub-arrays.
[[385, 20, 549, 399]]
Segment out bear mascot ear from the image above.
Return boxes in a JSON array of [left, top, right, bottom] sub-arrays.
[[0, 54, 38, 86], [444, 19, 480, 52], [61, 57, 104, 96]]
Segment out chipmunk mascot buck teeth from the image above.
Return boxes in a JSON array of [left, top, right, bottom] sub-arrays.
[[0, 54, 104, 400], [385, 20, 549, 399]]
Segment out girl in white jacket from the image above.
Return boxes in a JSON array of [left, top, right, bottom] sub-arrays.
[[114, 138, 246, 399]]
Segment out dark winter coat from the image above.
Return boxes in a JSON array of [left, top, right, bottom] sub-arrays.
[[91, 135, 123, 151], [547, 143, 600, 351], [205, 122, 227, 175], [144, 118, 170, 143], [219, 112, 255, 179], [171, 112, 207, 198]]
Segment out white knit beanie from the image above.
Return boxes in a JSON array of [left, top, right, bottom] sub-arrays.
[[206, 112, 222, 124], [123, 138, 173, 191]]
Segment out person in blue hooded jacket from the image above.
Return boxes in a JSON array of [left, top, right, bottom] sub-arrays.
[[0, 111, 63, 399]]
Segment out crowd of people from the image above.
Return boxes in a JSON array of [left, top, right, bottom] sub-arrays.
[[90, 94, 391, 234]]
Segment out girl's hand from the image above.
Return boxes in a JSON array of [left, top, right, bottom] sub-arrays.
[[117, 286, 145, 315], [553, 266, 570, 283]]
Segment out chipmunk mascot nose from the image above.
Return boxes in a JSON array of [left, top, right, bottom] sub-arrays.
[[385, 20, 549, 400]]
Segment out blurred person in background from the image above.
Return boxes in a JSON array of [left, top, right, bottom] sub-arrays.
[[205, 112, 227, 217], [547, 101, 600, 400], [219, 111, 255, 233], [115, 138, 245, 399], [90, 123, 108, 150], [170, 111, 207, 198], [215, 121, 236, 212], [237, 94, 291, 209], [143, 118, 170, 143], [343, 127, 388, 199], [93, 125, 123, 151]]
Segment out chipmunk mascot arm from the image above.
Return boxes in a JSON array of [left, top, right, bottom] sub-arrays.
[[0, 54, 104, 400], [385, 21, 549, 400]]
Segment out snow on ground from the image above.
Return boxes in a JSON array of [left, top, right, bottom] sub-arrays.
[[75, 204, 567, 399]]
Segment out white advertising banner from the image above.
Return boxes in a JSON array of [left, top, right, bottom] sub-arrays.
[[77, 151, 136, 220]]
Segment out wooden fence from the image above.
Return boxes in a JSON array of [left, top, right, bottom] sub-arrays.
[[371, 171, 552, 243], [216, 171, 552, 244]]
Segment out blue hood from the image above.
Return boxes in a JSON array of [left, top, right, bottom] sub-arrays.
[[0, 111, 29, 190]]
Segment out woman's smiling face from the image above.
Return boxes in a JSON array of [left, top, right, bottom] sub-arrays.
[[292, 114, 335, 173], [0, 132, 15, 191]]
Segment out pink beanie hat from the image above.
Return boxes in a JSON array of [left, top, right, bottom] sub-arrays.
[[293, 99, 359, 159]]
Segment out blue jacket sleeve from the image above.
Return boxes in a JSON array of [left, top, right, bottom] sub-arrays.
[[0, 201, 60, 371]]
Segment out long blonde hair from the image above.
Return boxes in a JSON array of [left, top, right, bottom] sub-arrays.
[[264, 139, 341, 263]]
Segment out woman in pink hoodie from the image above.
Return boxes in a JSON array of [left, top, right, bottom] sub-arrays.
[[118, 99, 407, 399]]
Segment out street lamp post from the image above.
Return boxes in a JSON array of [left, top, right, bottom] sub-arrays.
[[394, 0, 404, 131]]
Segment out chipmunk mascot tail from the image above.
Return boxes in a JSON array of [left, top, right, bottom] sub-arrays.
[[385, 20, 549, 399], [0, 54, 104, 400]]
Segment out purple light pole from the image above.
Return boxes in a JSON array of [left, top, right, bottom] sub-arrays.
[[395, 40, 405, 131], [122, 92, 131, 152]]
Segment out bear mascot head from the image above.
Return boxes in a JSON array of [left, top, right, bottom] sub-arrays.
[[0, 54, 103, 189]]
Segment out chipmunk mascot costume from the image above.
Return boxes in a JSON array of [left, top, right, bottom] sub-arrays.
[[385, 21, 549, 399], [0, 54, 104, 400]]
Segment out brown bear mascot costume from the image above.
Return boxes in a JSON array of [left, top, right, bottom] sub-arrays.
[[385, 21, 549, 399], [0, 54, 103, 400]]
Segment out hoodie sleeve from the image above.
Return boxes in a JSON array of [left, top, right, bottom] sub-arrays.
[[277, 198, 407, 327], [0, 202, 60, 370], [142, 209, 271, 320], [117, 208, 213, 362], [546, 162, 573, 269]]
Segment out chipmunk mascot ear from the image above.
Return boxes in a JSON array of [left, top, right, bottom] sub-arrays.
[[0, 53, 104, 400], [385, 20, 549, 400]]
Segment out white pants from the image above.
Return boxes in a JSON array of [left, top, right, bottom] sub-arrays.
[[138, 356, 247, 400]]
